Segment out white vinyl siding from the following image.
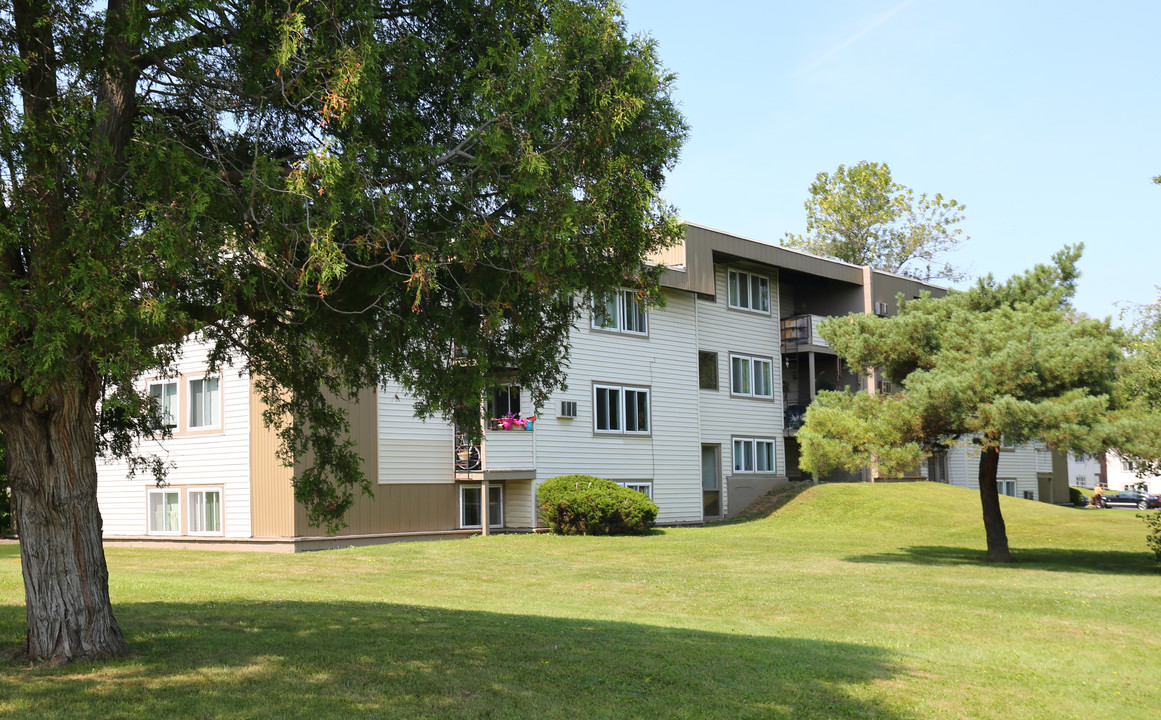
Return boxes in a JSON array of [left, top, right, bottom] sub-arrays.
[[529, 289, 700, 524], [938, 440, 1042, 500], [698, 265, 785, 516], [377, 381, 455, 484], [96, 340, 251, 538]]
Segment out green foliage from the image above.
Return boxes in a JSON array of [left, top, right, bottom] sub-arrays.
[[537, 474, 658, 535], [797, 247, 1161, 558], [1113, 291, 1161, 475], [1139, 510, 1161, 564], [799, 246, 1141, 478], [0, 1, 687, 530], [0, 437, 8, 534], [783, 161, 967, 281], [1069, 486, 1088, 507]]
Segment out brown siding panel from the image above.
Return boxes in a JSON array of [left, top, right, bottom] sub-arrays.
[[297, 483, 459, 537], [249, 383, 296, 538]]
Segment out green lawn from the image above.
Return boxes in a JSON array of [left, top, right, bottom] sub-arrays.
[[2, 483, 1158, 719]]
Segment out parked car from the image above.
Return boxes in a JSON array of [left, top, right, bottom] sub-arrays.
[[1100, 491, 1161, 510]]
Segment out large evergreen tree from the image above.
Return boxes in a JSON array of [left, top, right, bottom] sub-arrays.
[[0, 0, 686, 662], [797, 247, 1153, 562]]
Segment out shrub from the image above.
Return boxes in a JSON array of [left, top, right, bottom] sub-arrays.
[[538, 474, 658, 535], [1140, 510, 1161, 565], [1069, 486, 1088, 507]]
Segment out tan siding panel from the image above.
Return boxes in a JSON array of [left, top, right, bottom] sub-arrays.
[[297, 483, 458, 537], [249, 381, 296, 537]]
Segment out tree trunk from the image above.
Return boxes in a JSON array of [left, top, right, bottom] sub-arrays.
[[977, 444, 1013, 562], [3, 373, 128, 663]]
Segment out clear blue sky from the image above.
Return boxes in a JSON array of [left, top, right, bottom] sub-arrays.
[[620, 0, 1159, 323]]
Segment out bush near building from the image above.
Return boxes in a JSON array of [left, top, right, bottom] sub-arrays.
[[538, 475, 658, 536]]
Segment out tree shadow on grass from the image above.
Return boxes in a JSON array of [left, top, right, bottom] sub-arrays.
[[845, 545, 1158, 575], [714, 482, 815, 525], [0, 600, 916, 720]]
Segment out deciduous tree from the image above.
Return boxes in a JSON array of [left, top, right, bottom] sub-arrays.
[[783, 161, 967, 281], [0, 0, 686, 662], [797, 247, 1154, 562]]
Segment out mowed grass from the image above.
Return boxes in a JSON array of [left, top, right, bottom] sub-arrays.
[[1, 483, 1158, 720]]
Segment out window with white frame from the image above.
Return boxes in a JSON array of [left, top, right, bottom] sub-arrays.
[[727, 269, 770, 313], [620, 481, 653, 499], [188, 376, 221, 429], [593, 384, 650, 434], [148, 489, 180, 534], [188, 489, 222, 535], [148, 381, 178, 428], [997, 479, 1017, 497], [729, 354, 773, 398], [592, 290, 648, 335], [459, 484, 503, 528], [733, 438, 776, 473]]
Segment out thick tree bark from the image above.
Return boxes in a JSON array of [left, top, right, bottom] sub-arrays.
[[977, 444, 1013, 562], [3, 370, 128, 663]]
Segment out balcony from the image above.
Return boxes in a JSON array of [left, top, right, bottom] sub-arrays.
[[780, 315, 831, 353], [784, 404, 807, 434], [454, 422, 536, 479]]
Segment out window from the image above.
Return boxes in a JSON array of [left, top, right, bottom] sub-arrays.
[[592, 290, 648, 335], [460, 484, 503, 528], [698, 351, 718, 390], [702, 445, 721, 517], [730, 354, 773, 398], [188, 376, 221, 429], [1075, 474, 1087, 488], [928, 450, 949, 484], [620, 482, 653, 499], [727, 269, 770, 313], [594, 384, 650, 434], [148, 381, 178, 428], [487, 385, 521, 418], [997, 479, 1017, 497], [148, 490, 180, 534], [733, 438, 776, 473], [188, 489, 222, 534]]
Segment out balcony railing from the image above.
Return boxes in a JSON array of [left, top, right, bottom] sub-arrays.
[[454, 420, 536, 474], [455, 432, 481, 472], [784, 404, 807, 433], [780, 315, 830, 350]]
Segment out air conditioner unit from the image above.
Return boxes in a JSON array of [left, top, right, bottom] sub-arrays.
[[559, 400, 578, 418], [873, 301, 889, 317]]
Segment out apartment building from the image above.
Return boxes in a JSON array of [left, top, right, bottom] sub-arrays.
[[95, 224, 1068, 550]]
